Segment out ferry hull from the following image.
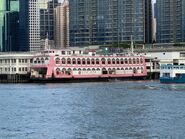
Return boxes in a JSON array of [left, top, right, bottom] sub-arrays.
[[30, 76, 146, 83], [160, 77, 185, 84]]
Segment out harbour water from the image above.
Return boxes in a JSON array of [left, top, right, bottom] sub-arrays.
[[0, 81, 185, 139]]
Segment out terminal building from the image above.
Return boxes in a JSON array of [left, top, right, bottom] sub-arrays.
[[0, 52, 34, 82]]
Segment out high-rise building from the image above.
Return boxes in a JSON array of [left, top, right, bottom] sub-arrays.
[[69, 0, 153, 47], [54, 0, 69, 48], [28, 0, 41, 51], [19, 0, 41, 51], [0, 0, 19, 52], [155, 0, 185, 43], [40, 0, 59, 40], [19, 0, 59, 51], [145, 0, 153, 43], [19, 0, 29, 51]]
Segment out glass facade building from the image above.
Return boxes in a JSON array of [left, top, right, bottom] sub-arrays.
[[156, 0, 185, 43], [19, 0, 29, 51], [69, 0, 152, 47], [40, 0, 59, 40], [0, 0, 19, 51], [19, 0, 59, 51]]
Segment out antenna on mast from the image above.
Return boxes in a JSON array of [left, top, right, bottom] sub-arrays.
[[131, 35, 134, 53]]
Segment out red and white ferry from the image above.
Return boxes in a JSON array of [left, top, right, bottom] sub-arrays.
[[30, 49, 147, 82]]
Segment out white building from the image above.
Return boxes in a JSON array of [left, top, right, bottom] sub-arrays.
[[0, 53, 34, 75], [29, 0, 41, 51]]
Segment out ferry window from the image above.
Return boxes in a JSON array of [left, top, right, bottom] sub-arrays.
[[140, 58, 143, 64], [72, 59, 76, 64], [62, 69, 66, 74], [87, 59, 90, 65], [129, 59, 132, 64], [77, 59, 81, 65], [82, 59, 86, 65], [125, 59, 128, 64], [67, 58, 71, 64], [55, 58, 60, 64], [96, 59, 99, 64], [108, 59, 111, 64], [121, 59, 124, 64], [62, 51, 65, 55], [180, 53, 185, 57], [41, 58, 44, 62], [62, 58, 66, 64], [133, 59, 136, 64], [112, 59, 115, 64], [116, 59, 120, 64], [101, 58, 105, 64], [91, 59, 95, 65]]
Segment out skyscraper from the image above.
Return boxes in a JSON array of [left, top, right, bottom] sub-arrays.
[[145, 0, 153, 43], [156, 0, 185, 43], [40, 0, 59, 40], [19, 0, 59, 51], [54, 0, 69, 48], [69, 0, 152, 47], [19, 0, 29, 51], [28, 0, 41, 51], [0, 0, 19, 52]]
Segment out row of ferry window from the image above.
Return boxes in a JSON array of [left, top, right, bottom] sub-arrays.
[[34, 57, 49, 64], [161, 66, 185, 70], [56, 67, 144, 71], [55, 58, 144, 65]]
